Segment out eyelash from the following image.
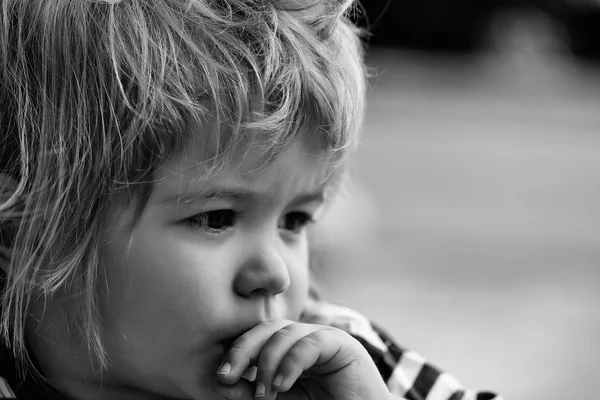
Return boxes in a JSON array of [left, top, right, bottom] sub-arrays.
[[183, 210, 242, 234], [183, 210, 316, 235], [281, 211, 316, 234]]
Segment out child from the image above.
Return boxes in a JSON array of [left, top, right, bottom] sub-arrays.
[[0, 0, 502, 399]]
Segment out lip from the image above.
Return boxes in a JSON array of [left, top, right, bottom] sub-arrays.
[[217, 298, 279, 350], [218, 337, 236, 352]]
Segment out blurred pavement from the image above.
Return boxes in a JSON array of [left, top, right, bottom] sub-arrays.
[[314, 48, 600, 400]]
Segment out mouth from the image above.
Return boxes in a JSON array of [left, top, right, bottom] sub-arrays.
[[217, 326, 251, 352], [219, 297, 278, 347]]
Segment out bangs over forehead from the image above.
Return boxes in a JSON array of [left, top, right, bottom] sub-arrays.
[[105, 0, 366, 200]]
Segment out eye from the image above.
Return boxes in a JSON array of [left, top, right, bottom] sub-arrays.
[[184, 210, 240, 234], [279, 212, 315, 234]]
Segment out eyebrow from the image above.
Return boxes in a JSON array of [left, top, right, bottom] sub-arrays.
[[160, 186, 325, 206], [160, 186, 254, 205]]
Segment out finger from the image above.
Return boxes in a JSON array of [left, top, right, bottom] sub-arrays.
[[217, 320, 293, 385], [213, 377, 255, 400], [242, 365, 258, 382], [271, 333, 322, 393], [255, 324, 321, 398], [273, 328, 353, 393]]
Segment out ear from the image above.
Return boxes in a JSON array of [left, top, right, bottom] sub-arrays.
[[0, 172, 19, 274]]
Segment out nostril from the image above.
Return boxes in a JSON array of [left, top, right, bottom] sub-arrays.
[[250, 285, 286, 297], [233, 253, 291, 297], [250, 288, 269, 297]]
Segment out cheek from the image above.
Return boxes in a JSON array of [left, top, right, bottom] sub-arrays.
[[99, 230, 234, 340]]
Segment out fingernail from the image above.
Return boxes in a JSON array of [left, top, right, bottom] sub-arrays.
[[272, 373, 283, 388], [255, 382, 266, 398], [217, 362, 231, 375], [242, 365, 258, 382]]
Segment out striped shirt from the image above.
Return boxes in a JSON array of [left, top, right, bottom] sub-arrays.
[[0, 296, 503, 399], [300, 296, 502, 400]]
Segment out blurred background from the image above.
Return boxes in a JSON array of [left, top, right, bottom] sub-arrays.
[[313, 2, 600, 400]]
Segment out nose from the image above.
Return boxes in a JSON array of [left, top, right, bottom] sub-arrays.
[[233, 241, 290, 298]]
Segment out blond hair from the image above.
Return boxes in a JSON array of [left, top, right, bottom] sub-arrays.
[[0, 0, 366, 378]]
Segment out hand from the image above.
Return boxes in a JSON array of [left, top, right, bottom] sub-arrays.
[[214, 319, 393, 400]]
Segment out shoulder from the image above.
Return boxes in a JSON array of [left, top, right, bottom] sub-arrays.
[[300, 296, 504, 400]]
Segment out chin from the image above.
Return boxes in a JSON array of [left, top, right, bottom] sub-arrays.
[[159, 363, 222, 400], [176, 380, 223, 400], [112, 363, 210, 400]]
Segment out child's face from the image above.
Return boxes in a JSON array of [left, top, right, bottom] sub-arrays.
[[96, 136, 330, 398]]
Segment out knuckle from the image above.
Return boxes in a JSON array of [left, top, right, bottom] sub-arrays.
[[258, 344, 279, 365], [259, 329, 292, 357], [229, 334, 250, 352], [272, 326, 294, 340], [282, 350, 304, 367], [228, 343, 245, 354], [298, 334, 318, 348], [319, 326, 351, 343], [258, 320, 277, 332], [226, 344, 250, 363]]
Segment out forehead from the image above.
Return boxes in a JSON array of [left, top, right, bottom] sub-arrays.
[[151, 134, 337, 205]]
